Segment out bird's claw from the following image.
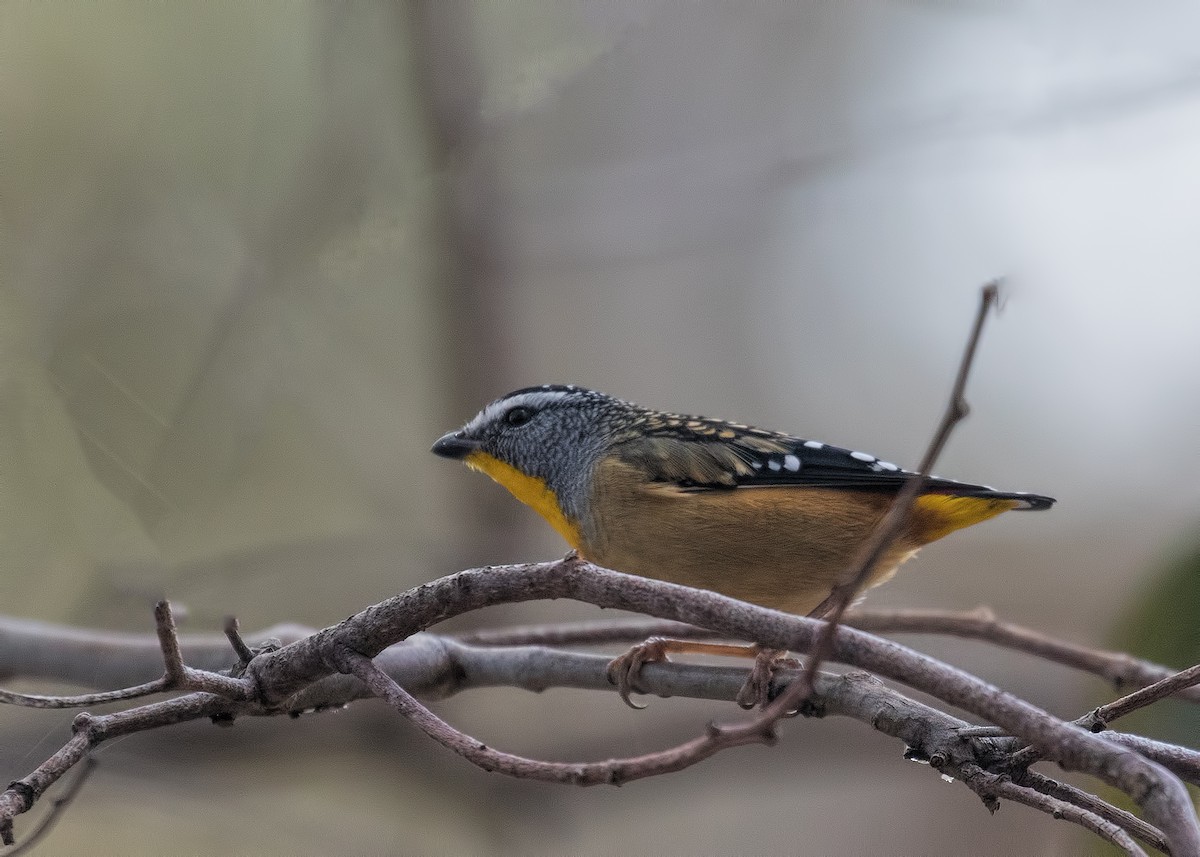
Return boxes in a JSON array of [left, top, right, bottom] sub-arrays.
[[606, 638, 670, 709], [735, 648, 799, 709]]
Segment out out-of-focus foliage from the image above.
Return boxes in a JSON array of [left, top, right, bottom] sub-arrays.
[[1111, 537, 1200, 746]]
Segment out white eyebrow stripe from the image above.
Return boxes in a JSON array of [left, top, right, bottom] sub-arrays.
[[467, 390, 573, 432]]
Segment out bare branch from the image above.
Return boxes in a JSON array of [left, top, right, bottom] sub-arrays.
[[458, 609, 1200, 715], [0, 605, 254, 713], [455, 618, 713, 647], [153, 600, 187, 686], [960, 764, 1149, 857], [433, 643, 1174, 852], [0, 615, 1195, 852], [153, 600, 252, 700], [339, 645, 776, 785], [4, 758, 96, 857], [223, 616, 256, 667], [1090, 661, 1200, 727], [222, 559, 1200, 854], [1014, 769, 1169, 855], [0, 615, 313, 693], [0, 681, 169, 709], [1002, 661, 1200, 776], [847, 608, 1200, 703], [1102, 732, 1200, 787], [0, 694, 231, 846]]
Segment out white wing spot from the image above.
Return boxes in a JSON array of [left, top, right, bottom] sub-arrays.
[[783, 454, 801, 472], [767, 459, 782, 471], [751, 460, 762, 469], [803, 440, 824, 449], [850, 451, 876, 463], [877, 460, 899, 472]]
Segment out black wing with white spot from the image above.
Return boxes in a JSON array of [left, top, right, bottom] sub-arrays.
[[613, 412, 1054, 511]]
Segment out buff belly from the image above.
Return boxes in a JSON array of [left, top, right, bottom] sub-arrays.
[[580, 458, 1012, 616]]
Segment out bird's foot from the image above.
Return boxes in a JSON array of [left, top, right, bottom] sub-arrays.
[[606, 637, 671, 709], [735, 648, 800, 709]]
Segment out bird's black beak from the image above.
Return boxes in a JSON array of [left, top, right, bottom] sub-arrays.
[[431, 432, 481, 460]]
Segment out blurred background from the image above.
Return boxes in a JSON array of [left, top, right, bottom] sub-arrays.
[[3, 1, 1199, 854]]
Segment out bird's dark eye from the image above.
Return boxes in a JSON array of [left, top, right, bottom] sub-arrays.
[[504, 406, 534, 427]]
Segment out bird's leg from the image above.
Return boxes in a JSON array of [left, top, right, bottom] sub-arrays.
[[606, 639, 798, 709]]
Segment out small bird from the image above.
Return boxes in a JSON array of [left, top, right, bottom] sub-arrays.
[[432, 385, 1053, 702]]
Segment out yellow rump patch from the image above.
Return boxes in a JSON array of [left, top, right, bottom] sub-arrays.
[[912, 494, 1021, 543], [464, 451, 584, 550]]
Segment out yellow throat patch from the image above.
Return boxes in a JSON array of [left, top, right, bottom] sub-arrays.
[[464, 450, 584, 550]]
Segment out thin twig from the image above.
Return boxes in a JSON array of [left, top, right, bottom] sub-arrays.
[[153, 601, 186, 686], [1091, 661, 1200, 727], [1014, 769, 1169, 855], [846, 608, 1200, 703], [776, 282, 1001, 714], [4, 757, 97, 857], [1005, 661, 1200, 774], [959, 764, 1148, 857], [224, 616, 255, 667], [0, 694, 231, 846], [0, 681, 168, 709], [336, 646, 777, 785]]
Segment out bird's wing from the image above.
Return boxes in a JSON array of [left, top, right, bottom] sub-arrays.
[[612, 418, 1054, 510]]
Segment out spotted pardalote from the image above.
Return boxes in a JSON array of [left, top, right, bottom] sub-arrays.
[[432, 385, 1053, 617]]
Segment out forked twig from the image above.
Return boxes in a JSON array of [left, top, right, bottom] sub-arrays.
[[959, 764, 1148, 857], [1014, 769, 1169, 855], [1000, 660, 1200, 774]]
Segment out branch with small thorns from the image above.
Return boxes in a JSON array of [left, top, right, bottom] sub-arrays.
[[2, 284, 1197, 855]]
